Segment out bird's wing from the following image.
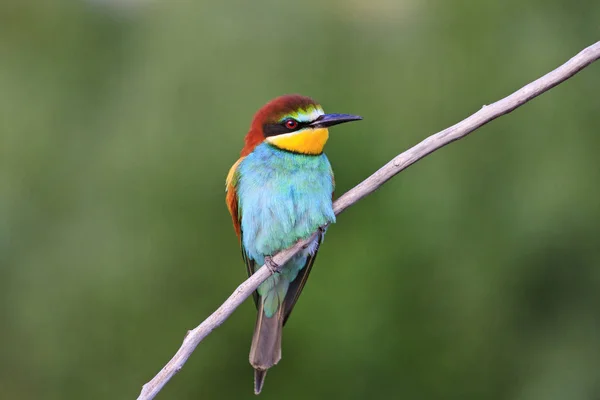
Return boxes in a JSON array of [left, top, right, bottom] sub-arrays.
[[241, 234, 259, 308], [226, 157, 259, 307], [225, 157, 244, 238], [282, 229, 324, 325]]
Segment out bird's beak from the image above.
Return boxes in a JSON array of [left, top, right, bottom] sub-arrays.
[[309, 113, 363, 128]]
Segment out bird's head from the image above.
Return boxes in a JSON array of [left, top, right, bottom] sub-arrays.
[[241, 94, 362, 156]]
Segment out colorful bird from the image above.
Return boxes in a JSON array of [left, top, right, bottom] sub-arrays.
[[225, 94, 361, 394]]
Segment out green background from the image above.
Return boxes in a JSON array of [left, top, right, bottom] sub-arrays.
[[2, 1, 599, 399]]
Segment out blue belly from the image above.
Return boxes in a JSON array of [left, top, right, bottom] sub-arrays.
[[237, 143, 336, 263], [236, 143, 335, 316]]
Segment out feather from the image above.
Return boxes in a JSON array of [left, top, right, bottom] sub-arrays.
[[242, 237, 259, 308], [225, 157, 244, 238], [282, 231, 323, 325], [249, 302, 283, 394]]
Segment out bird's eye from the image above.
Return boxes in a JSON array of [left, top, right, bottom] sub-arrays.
[[284, 119, 298, 130]]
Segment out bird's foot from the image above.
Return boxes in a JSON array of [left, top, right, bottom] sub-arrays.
[[264, 256, 279, 274]]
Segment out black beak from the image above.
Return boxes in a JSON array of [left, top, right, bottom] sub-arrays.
[[309, 113, 363, 128]]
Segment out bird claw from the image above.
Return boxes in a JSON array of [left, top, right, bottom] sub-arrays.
[[264, 256, 279, 274]]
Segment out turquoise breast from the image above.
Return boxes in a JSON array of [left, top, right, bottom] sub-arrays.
[[237, 143, 336, 263]]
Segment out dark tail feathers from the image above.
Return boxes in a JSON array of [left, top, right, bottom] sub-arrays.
[[249, 303, 283, 394]]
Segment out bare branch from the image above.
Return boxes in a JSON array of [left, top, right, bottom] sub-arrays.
[[137, 41, 600, 400]]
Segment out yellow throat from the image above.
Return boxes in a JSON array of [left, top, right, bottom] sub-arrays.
[[265, 128, 329, 155]]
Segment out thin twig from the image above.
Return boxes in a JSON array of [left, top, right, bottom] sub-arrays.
[[137, 41, 600, 400]]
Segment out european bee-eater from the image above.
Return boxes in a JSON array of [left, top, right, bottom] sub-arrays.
[[226, 94, 362, 394]]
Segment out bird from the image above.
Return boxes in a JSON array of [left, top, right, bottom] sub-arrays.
[[225, 94, 362, 394]]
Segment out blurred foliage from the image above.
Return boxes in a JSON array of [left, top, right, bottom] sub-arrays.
[[1, 1, 600, 399]]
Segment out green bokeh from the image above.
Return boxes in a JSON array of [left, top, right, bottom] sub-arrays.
[[1, 1, 599, 399]]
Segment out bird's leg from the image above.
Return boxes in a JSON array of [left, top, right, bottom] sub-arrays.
[[264, 256, 280, 274]]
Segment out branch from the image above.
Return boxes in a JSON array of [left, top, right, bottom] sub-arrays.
[[137, 41, 600, 400]]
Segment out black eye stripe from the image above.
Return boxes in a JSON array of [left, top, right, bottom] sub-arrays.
[[263, 120, 311, 137], [263, 124, 288, 137]]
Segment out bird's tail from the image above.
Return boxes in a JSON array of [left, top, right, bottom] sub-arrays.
[[249, 302, 283, 395]]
